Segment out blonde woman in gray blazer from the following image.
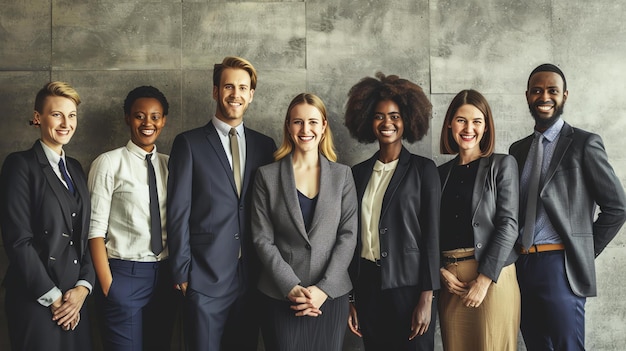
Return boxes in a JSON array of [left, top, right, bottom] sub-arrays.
[[251, 93, 357, 351]]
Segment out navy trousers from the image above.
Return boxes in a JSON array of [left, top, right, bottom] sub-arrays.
[[96, 259, 179, 351], [517, 250, 586, 351]]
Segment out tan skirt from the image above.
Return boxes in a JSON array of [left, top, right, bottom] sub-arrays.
[[439, 248, 520, 351]]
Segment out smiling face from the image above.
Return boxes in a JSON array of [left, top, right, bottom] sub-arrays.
[[213, 67, 254, 126], [526, 71, 568, 131], [34, 96, 78, 155], [449, 103, 486, 159], [287, 102, 326, 154], [125, 97, 166, 153], [372, 99, 404, 149]]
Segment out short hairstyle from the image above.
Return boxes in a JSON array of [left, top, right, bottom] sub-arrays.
[[274, 93, 337, 162], [123, 86, 170, 116], [527, 63, 567, 91], [34, 81, 81, 113], [344, 72, 432, 144], [213, 56, 257, 90], [439, 89, 495, 157]]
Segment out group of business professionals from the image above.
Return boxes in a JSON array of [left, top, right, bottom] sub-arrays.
[[1, 60, 626, 351]]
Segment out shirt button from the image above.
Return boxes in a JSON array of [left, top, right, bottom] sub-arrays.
[[305, 244, 311, 250], [381, 251, 388, 258]]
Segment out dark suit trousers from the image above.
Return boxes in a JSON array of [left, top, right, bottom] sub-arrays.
[[517, 251, 586, 351], [354, 259, 437, 351], [184, 259, 261, 351], [95, 259, 179, 351]]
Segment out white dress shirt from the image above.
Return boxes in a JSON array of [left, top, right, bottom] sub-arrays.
[[88, 140, 168, 262]]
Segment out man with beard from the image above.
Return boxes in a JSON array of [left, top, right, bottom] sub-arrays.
[[167, 56, 276, 350], [510, 63, 626, 350]]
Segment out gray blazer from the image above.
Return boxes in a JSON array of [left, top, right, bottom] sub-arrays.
[[439, 154, 519, 282], [251, 153, 358, 300], [510, 122, 626, 297]]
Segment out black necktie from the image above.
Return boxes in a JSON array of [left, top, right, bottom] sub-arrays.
[[522, 132, 544, 249], [58, 158, 75, 195], [146, 153, 163, 255]]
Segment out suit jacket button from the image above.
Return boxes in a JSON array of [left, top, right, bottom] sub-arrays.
[[234, 233, 240, 240], [72, 212, 76, 217], [381, 251, 388, 258], [73, 259, 78, 264], [473, 222, 479, 227], [476, 243, 483, 249], [305, 244, 311, 250], [69, 241, 73, 246], [379, 228, 387, 235]]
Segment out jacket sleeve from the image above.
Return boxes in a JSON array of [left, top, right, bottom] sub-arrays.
[[418, 158, 442, 291]]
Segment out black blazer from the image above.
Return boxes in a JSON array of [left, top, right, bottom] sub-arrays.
[[0, 141, 94, 300], [510, 122, 626, 297], [438, 154, 519, 282], [350, 147, 441, 292], [167, 121, 276, 297]]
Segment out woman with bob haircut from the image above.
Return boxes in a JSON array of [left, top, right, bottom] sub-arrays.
[[437, 89, 520, 350], [345, 72, 440, 351], [251, 93, 357, 351], [0, 81, 94, 350]]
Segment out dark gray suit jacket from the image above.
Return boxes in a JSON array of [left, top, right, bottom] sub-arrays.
[[510, 122, 626, 296], [167, 121, 276, 297], [251, 154, 358, 300], [439, 154, 519, 282]]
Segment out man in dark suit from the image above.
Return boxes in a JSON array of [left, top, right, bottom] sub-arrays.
[[510, 63, 626, 351], [167, 56, 276, 351]]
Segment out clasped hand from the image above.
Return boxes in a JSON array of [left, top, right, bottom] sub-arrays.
[[287, 285, 327, 317], [50, 286, 89, 331]]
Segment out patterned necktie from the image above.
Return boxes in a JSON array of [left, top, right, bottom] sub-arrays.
[[146, 153, 163, 255], [522, 132, 544, 249]]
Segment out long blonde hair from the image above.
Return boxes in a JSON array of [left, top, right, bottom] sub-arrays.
[[274, 93, 337, 162]]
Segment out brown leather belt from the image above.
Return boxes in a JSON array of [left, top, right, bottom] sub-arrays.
[[518, 243, 565, 254]]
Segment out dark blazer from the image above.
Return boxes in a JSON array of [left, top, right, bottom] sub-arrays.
[[1, 141, 94, 300], [167, 121, 276, 297], [251, 154, 358, 300], [350, 147, 441, 291], [438, 154, 519, 282], [510, 122, 626, 296]]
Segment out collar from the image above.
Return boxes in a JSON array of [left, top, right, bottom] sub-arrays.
[[373, 159, 399, 172], [126, 140, 156, 160], [212, 116, 244, 136], [39, 140, 65, 165], [540, 118, 565, 143]]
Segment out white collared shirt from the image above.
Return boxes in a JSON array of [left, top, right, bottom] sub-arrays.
[[88, 140, 168, 262], [212, 116, 246, 180]]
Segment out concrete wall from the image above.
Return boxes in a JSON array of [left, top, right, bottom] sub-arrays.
[[1, 0, 625, 350]]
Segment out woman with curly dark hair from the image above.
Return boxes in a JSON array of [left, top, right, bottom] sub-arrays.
[[345, 73, 440, 351]]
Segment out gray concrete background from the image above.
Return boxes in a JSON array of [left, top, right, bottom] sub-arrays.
[[1, 0, 625, 350]]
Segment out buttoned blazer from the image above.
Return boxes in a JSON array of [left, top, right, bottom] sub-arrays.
[[167, 121, 276, 297], [0, 141, 94, 298], [251, 153, 358, 300], [438, 154, 519, 282], [350, 147, 441, 291], [510, 122, 626, 296]]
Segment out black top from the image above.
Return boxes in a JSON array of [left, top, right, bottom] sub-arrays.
[[298, 190, 318, 231], [440, 159, 479, 251]]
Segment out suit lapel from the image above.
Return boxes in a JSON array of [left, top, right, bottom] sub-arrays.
[[242, 127, 256, 199], [380, 147, 410, 220], [279, 155, 309, 241], [204, 121, 239, 196], [33, 142, 73, 231], [512, 134, 534, 176], [470, 156, 490, 219], [542, 123, 573, 191]]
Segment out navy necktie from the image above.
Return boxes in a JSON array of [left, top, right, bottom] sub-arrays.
[[58, 158, 75, 195], [146, 154, 163, 255]]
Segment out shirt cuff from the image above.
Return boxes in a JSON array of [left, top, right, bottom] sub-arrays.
[[75, 280, 93, 294], [38, 287, 63, 307]]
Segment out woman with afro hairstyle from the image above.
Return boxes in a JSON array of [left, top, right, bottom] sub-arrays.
[[345, 73, 440, 351]]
